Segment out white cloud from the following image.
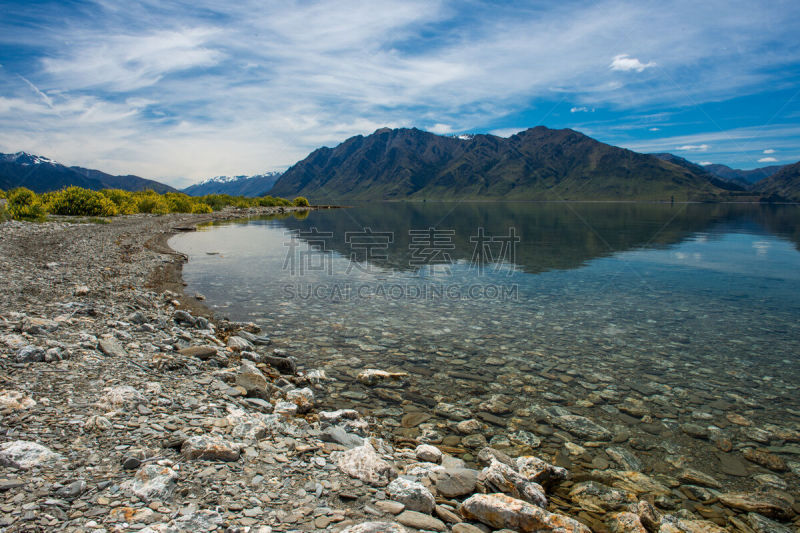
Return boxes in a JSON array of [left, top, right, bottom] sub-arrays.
[[763, 148, 775, 154], [570, 106, 588, 113], [609, 54, 656, 72], [649, 127, 660, 131], [676, 144, 710, 152], [758, 157, 778, 163], [429, 123, 453, 134], [698, 161, 713, 166], [488, 127, 525, 138], [40, 28, 222, 91]]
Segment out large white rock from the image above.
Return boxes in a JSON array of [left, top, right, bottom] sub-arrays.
[[336, 440, 398, 487], [122, 464, 178, 502], [415, 444, 442, 464], [285, 387, 314, 413], [235, 360, 269, 397], [461, 493, 592, 533], [181, 435, 241, 461], [0, 440, 64, 469], [95, 385, 144, 411], [386, 477, 436, 514]]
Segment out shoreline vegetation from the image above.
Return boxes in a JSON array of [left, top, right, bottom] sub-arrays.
[[0, 185, 310, 222]]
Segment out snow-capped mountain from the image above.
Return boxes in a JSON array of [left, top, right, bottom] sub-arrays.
[[0, 151, 176, 193], [1, 152, 58, 166], [182, 171, 283, 197]]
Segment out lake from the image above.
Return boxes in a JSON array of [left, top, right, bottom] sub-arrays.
[[171, 202, 800, 521]]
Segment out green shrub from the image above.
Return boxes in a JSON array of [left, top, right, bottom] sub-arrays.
[[7, 187, 47, 221], [101, 189, 138, 215], [257, 195, 292, 207], [47, 186, 118, 216], [0, 189, 6, 199], [136, 192, 171, 214], [162, 192, 195, 213], [293, 196, 310, 207], [191, 202, 213, 213], [1, 186, 292, 219]]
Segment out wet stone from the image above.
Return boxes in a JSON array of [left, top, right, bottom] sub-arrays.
[[743, 448, 789, 472], [553, 415, 612, 441]]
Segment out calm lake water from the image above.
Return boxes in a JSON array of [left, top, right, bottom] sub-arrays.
[[172, 202, 800, 519]]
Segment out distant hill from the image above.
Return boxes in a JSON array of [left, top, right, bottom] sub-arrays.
[[270, 127, 731, 202], [752, 161, 800, 201], [651, 153, 746, 191], [0, 152, 176, 193], [705, 163, 785, 185], [182, 172, 282, 197]]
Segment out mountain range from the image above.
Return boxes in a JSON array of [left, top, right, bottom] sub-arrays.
[[3, 127, 799, 202], [181, 172, 282, 197], [269, 127, 759, 202], [0, 152, 176, 194]]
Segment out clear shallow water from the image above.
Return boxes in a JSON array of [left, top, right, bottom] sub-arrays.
[[172, 203, 800, 519]]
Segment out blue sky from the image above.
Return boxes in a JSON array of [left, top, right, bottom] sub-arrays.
[[1, 0, 799, 187]]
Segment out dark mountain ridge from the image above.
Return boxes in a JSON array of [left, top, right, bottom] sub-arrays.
[[0, 152, 176, 194], [270, 127, 732, 202]]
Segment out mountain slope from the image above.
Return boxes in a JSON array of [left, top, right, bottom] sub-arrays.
[[752, 161, 800, 201], [270, 127, 730, 202], [182, 172, 282, 197], [0, 152, 176, 193]]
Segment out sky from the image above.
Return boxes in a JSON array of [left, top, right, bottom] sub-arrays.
[[1, 0, 799, 188]]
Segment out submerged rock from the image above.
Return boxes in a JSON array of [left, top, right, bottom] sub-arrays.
[[553, 414, 612, 441], [357, 369, 408, 386], [606, 446, 642, 471], [568, 481, 637, 513], [718, 492, 793, 520], [460, 493, 591, 533], [608, 512, 647, 533], [340, 523, 407, 533], [478, 459, 547, 508], [743, 448, 789, 472], [515, 455, 568, 487]]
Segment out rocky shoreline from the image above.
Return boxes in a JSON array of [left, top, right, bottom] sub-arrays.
[[1, 210, 798, 533]]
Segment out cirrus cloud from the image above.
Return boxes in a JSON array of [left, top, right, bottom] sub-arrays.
[[676, 144, 710, 152]]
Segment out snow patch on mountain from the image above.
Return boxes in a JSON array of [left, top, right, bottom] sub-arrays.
[[194, 171, 282, 187], [1, 152, 58, 166]]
